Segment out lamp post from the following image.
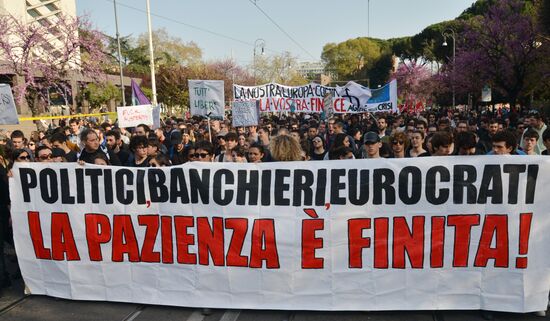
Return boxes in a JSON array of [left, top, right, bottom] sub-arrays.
[[253, 38, 265, 85], [442, 28, 456, 109], [146, 0, 157, 106], [113, 0, 126, 106]]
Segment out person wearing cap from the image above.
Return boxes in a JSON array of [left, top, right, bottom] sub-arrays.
[[215, 132, 238, 162], [214, 129, 228, 157], [363, 131, 383, 159], [169, 130, 187, 165]]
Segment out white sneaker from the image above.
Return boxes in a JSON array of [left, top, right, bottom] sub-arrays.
[[534, 310, 546, 317]]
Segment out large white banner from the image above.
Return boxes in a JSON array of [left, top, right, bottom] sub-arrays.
[[9, 157, 550, 312], [233, 80, 397, 114], [189, 80, 225, 118], [0, 83, 19, 125]]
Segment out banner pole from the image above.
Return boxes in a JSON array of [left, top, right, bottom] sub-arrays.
[[207, 113, 212, 143]]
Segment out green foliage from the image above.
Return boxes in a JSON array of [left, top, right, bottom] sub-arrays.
[[253, 52, 308, 85], [321, 37, 383, 80], [366, 53, 395, 87], [137, 28, 202, 66], [80, 82, 120, 108]]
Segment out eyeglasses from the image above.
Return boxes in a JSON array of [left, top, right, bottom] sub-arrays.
[[39, 154, 52, 160], [28, 143, 35, 146], [18, 155, 31, 160], [392, 140, 405, 145], [193, 153, 210, 159]]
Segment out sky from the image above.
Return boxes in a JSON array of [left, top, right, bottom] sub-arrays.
[[76, 0, 476, 66]]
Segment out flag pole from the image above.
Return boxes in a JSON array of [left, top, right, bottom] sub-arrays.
[[145, 0, 158, 106]]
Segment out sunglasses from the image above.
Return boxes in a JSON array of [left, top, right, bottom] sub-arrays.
[[193, 153, 210, 159], [39, 154, 52, 160], [392, 140, 405, 145], [28, 143, 35, 146], [18, 155, 31, 160]]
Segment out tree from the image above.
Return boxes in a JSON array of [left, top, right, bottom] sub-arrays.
[[155, 59, 255, 112], [321, 37, 384, 80], [394, 59, 436, 111], [253, 52, 307, 85], [0, 14, 108, 116], [79, 82, 120, 109], [137, 28, 202, 66], [451, 0, 549, 106]]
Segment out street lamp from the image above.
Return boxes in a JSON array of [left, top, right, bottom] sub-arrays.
[[442, 28, 456, 109], [113, 0, 126, 106], [253, 38, 265, 85]]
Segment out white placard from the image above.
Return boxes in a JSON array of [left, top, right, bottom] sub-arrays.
[[117, 105, 154, 128], [482, 85, 492, 102], [232, 100, 259, 127], [189, 80, 225, 118], [0, 84, 19, 125], [9, 157, 550, 313]]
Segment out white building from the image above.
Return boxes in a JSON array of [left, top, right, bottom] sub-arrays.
[[295, 61, 336, 85], [0, 0, 76, 22]]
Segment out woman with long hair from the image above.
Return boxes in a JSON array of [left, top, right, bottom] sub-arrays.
[[269, 135, 303, 161]]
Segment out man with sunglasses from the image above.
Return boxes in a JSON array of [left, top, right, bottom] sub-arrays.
[[193, 141, 214, 162], [35, 146, 53, 162]]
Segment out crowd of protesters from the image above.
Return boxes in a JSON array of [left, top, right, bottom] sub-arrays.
[[0, 106, 549, 290]]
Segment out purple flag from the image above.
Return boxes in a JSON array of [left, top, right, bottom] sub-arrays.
[[131, 79, 151, 105]]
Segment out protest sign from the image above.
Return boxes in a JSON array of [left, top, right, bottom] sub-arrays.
[[335, 81, 371, 109], [152, 105, 161, 129], [117, 105, 154, 128], [0, 84, 19, 125], [189, 80, 225, 118], [338, 79, 399, 114], [233, 81, 395, 114], [232, 100, 259, 127], [482, 84, 492, 102], [10, 157, 550, 312]]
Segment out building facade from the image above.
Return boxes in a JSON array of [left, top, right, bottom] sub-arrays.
[[0, 0, 76, 22]]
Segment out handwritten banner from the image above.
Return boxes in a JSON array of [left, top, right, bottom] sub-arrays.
[[232, 100, 259, 127], [189, 80, 225, 118], [233, 80, 397, 114], [9, 157, 550, 312], [117, 105, 154, 128], [0, 84, 19, 125]]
